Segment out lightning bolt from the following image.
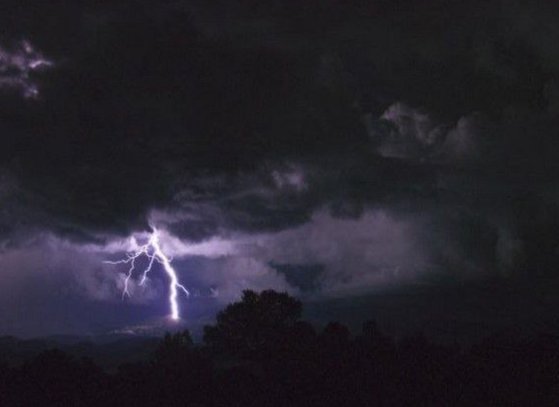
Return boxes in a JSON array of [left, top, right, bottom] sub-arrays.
[[104, 227, 189, 320]]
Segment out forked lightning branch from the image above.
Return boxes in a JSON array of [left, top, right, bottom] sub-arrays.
[[104, 228, 189, 320]]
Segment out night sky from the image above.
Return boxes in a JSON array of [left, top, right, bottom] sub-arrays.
[[2, 0, 559, 340]]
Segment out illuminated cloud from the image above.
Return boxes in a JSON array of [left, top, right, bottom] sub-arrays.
[[377, 102, 445, 158], [369, 102, 485, 164], [0, 40, 53, 98], [272, 164, 307, 192]]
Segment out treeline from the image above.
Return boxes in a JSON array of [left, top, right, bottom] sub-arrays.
[[2, 290, 559, 406]]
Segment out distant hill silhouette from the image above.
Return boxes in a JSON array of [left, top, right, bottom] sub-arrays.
[[0, 334, 160, 370]]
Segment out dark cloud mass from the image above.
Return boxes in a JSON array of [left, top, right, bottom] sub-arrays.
[[1, 0, 559, 336]]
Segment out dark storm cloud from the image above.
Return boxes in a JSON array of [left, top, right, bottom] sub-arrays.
[[0, 0, 555, 241], [152, 152, 440, 243], [0, 0, 553, 261], [0, 1, 364, 240], [3, 0, 559, 336]]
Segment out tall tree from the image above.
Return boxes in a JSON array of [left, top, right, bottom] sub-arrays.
[[204, 289, 302, 359]]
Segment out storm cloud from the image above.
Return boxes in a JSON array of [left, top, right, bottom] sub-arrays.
[[1, 0, 559, 336]]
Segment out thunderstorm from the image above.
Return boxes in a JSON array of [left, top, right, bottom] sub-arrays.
[[104, 228, 189, 320]]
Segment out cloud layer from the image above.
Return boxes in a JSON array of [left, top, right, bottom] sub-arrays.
[[1, 0, 559, 335]]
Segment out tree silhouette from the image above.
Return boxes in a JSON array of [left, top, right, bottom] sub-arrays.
[[19, 349, 108, 406], [6, 291, 559, 406], [203, 289, 302, 359], [153, 330, 193, 365]]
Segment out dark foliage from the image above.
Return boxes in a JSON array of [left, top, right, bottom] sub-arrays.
[[204, 289, 302, 359], [2, 290, 559, 406]]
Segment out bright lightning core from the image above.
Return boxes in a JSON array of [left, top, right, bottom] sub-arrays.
[[104, 228, 189, 320]]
